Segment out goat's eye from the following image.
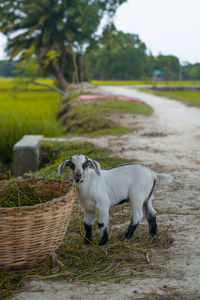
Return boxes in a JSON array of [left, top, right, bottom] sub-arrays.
[[82, 161, 90, 169], [69, 161, 75, 170]]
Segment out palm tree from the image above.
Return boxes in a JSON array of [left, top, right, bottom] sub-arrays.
[[0, 0, 126, 91]]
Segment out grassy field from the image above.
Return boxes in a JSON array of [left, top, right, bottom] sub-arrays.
[[0, 78, 63, 163], [90, 80, 200, 86], [143, 89, 200, 108]]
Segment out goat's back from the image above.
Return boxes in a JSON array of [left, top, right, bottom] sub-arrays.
[[101, 163, 156, 205]]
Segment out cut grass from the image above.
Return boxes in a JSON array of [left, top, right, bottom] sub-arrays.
[[0, 210, 172, 299], [143, 88, 200, 108], [0, 203, 172, 299]]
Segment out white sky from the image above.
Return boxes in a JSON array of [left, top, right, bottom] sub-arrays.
[[0, 0, 200, 64], [114, 0, 200, 64]]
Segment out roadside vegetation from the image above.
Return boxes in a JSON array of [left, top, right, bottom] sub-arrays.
[[143, 88, 200, 108], [57, 93, 152, 137], [0, 141, 173, 300]]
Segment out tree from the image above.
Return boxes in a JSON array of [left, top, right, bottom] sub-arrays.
[[85, 26, 148, 80], [189, 63, 200, 80], [153, 55, 180, 80], [0, 0, 126, 91], [0, 60, 15, 77]]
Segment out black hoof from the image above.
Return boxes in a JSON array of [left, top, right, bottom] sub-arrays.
[[121, 230, 133, 240], [99, 229, 108, 246], [149, 226, 158, 237], [99, 239, 108, 246], [121, 223, 138, 240]]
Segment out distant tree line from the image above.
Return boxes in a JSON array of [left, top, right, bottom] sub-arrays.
[[1, 46, 200, 82], [84, 26, 200, 81]]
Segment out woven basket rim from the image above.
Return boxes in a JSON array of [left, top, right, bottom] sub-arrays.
[[0, 180, 73, 214]]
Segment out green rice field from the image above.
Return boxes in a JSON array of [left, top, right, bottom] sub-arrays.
[[0, 78, 63, 163], [90, 80, 200, 86]]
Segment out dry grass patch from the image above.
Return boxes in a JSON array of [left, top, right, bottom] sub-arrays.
[[0, 201, 173, 299]]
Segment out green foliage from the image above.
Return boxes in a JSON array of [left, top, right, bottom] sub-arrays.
[[14, 47, 39, 77], [182, 63, 200, 80], [85, 26, 182, 81], [152, 55, 180, 80], [188, 63, 200, 79], [85, 28, 148, 80], [0, 60, 15, 77], [0, 78, 63, 163]]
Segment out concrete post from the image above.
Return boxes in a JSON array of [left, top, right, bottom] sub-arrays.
[[13, 135, 43, 176]]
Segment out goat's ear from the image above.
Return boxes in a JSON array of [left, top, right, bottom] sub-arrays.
[[88, 159, 101, 176], [57, 160, 70, 176]]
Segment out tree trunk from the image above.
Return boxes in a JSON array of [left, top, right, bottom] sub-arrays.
[[52, 62, 68, 92], [80, 54, 84, 83], [71, 51, 79, 84]]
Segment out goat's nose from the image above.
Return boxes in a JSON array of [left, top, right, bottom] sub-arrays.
[[75, 170, 81, 176], [75, 170, 82, 182]]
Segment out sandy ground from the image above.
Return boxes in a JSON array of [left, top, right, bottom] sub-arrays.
[[12, 86, 200, 300]]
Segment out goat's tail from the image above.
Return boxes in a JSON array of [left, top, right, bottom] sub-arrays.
[[156, 173, 173, 185]]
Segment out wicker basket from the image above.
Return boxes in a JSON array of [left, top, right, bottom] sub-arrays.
[[0, 175, 74, 270]]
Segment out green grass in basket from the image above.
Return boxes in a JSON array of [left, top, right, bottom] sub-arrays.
[[0, 182, 47, 208]]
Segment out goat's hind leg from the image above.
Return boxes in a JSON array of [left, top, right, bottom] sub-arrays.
[[121, 195, 144, 240], [143, 194, 157, 236], [83, 210, 96, 244]]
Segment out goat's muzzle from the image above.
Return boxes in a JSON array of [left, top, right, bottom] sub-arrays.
[[75, 170, 83, 183]]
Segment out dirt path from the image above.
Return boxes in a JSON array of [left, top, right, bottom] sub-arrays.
[[13, 86, 200, 300]]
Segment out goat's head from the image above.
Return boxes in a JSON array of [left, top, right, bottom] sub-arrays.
[[57, 154, 101, 183]]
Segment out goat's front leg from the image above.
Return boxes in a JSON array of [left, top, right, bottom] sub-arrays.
[[97, 204, 109, 246], [83, 210, 96, 244]]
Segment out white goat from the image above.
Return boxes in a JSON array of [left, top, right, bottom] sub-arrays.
[[58, 154, 172, 245]]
